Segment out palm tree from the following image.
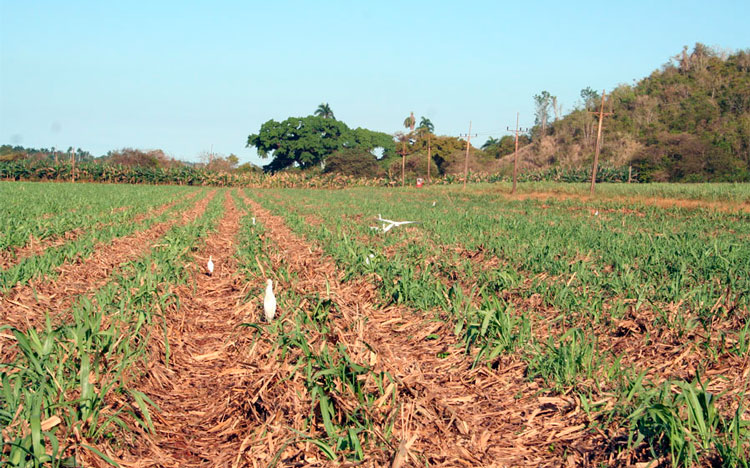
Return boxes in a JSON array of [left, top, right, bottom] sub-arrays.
[[416, 117, 435, 183], [481, 137, 500, 150], [403, 112, 416, 132], [314, 103, 335, 120], [417, 117, 434, 135]]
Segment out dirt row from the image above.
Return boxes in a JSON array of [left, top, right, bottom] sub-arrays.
[[279, 194, 750, 412], [495, 189, 750, 214], [255, 191, 750, 465], [0, 190, 214, 361], [9, 187, 742, 466], [241, 196, 607, 467], [117, 191, 262, 467], [0, 191, 199, 271]]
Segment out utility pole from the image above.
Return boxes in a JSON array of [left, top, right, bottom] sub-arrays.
[[71, 147, 76, 182], [589, 90, 613, 195], [426, 134, 432, 183], [506, 113, 529, 194], [460, 121, 475, 189], [401, 139, 406, 187]]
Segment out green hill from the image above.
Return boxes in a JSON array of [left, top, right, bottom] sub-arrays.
[[525, 44, 750, 182]]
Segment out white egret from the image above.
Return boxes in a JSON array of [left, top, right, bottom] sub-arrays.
[[263, 279, 276, 322], [374, 214, 419, 233], [206, 255, 214, 276]]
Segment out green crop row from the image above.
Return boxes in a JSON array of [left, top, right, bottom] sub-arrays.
[[0, 189, 207, 291], [1, 159, 643, 188], [0, 190, 225, 467], [1, 183, 193, 253], [247, 186, 749, 466], [261, 187, 749, 336], [233, 191, 396, 463]]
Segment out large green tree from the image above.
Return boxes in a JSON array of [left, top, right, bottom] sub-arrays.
[[247, 115, 395, 172]]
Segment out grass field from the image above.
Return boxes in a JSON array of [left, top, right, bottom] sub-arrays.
[[1, 181, 748, 467]]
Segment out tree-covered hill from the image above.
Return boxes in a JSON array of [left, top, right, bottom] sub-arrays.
[[527, 44, 750, 182]]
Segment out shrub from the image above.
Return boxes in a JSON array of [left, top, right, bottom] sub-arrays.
[[324, 148, 384, 178]]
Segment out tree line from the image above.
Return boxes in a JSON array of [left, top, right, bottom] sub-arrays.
[[0, 145, 263, 174], [248, 44, 749, 183], [6, 44, 745, 184]]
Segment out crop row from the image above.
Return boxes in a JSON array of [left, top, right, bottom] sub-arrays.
[[0, 183, 194, 252], [1, 183, 747, 466], [257, 188, 748, 343], [247, 186, 750, 466], [1, 189, 205, 291], [232, 191, 397, 462], [1, 159, 645, 188], [1, 191, 223, 466]]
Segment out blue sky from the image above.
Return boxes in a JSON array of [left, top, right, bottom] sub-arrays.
[[1, 1, 748, 166]]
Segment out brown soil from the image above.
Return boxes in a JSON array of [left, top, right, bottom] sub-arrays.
[[5, 188, 743, 466], [0, 191, 214, 361], [241, 196, 604, 466], [498, 190, 750, 213], [118, 191, 263, 467], [255, 194, 750, 412]]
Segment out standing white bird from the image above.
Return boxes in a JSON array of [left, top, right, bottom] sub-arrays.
[[252, 217, 256, 225], [263, 279, 276, 322], [206, 255, 214, 276], [432, 201, 436, 207]]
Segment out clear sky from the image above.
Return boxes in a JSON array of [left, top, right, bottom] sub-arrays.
[[1, 0, 748, 166]]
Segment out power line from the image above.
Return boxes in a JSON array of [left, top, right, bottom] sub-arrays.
[[506, 113, 529, 194], [588, 90, 614, 195], [460, 121, 473, 189]]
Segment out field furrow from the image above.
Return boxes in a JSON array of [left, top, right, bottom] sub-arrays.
[[246, 187, 749, 466], [241, 194, 603, 466], [1, 188, 224, 467], [1, 182, 748, 468], [0, 190, 196, 270], [0, 190, 213, 358], [121, 191, 258, 467]]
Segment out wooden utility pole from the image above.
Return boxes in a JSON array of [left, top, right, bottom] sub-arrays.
[[462, 121, 472, 189], [506, 113, 529, 195], [589, 90, 613, 195], [427, 134, 432, 183], [71, 147, 76, 182], [401, 139, 406, 187]]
